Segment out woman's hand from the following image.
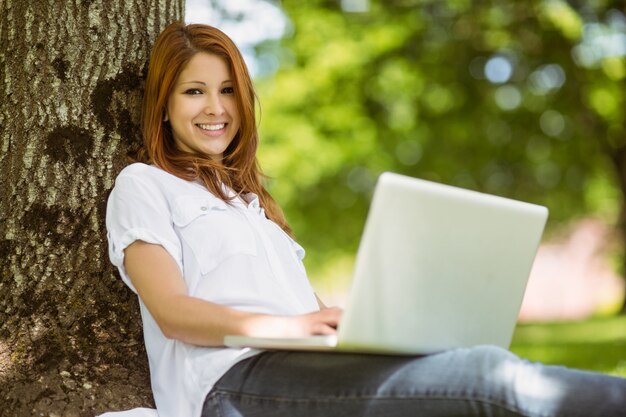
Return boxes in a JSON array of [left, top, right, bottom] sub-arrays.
[[243, 307, 343, 339], [125, 240, 344, 345], [291, 307, 344, 336]]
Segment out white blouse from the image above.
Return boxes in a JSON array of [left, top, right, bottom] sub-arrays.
[[105, 163, 319, 417]]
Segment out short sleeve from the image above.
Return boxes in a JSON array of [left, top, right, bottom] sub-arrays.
[[106, 172, 182, 294]]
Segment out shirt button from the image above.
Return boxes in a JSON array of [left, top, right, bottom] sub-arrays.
[[200, 206, 208, 211]]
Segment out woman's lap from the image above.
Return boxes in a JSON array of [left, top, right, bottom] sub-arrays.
[[202, 345, 626, 417]]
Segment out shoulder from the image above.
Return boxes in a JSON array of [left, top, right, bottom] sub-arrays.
[[112, 163, 160, 196], [107, 164, 181, 224], [109, 163, 185, 211], [114, 163, 189, 192], [116, 162, 169, 183]]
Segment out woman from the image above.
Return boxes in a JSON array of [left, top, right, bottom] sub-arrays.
[[106, 21, 626, 417]]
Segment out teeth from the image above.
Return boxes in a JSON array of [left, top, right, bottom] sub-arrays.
[[198, 123, 225, 131]]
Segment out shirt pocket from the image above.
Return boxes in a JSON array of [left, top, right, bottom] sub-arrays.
[[172, 195, 257, 275]]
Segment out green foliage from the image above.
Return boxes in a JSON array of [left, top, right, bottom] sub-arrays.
[[255, 0, 626, 275]]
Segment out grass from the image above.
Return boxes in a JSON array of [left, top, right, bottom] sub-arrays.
[[510, 315, 626, 377]]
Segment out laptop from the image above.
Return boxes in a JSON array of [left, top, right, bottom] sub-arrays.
[[224, 172, 548, 354]]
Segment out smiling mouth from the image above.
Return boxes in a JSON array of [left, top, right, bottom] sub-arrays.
[[197, 123, 226, 131]]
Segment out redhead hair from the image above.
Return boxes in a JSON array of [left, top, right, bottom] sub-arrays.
[[137, 21, 291, 234]]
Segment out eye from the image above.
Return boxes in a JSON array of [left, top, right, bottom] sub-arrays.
[[184, 88, 203, 95], [222, 86, 234, 95]]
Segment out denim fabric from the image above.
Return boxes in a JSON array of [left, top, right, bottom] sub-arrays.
[[202, 345, 626, 417]]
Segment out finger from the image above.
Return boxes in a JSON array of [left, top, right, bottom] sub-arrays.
[[320, 307, 343, 324], [312, 323, 338, 335]]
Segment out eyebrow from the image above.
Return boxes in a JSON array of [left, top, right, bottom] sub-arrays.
[[180, 80, 233, 85], [181, 81, 206, 85]]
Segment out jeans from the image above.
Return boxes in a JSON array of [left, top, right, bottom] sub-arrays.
[[202, 345, 626, 417]]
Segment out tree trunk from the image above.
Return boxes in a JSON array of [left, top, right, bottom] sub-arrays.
[[0, 1, 183, 415]]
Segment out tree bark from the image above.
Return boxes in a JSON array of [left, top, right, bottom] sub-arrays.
[[0, 0, 183, 415]]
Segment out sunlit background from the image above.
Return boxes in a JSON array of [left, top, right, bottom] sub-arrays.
[[184, 0, 626, 324]]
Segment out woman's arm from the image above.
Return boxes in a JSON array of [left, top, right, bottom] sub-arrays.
[[124, 241, 342, 346]]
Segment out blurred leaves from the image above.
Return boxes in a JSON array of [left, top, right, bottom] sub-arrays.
[[538, 0, 583, 40], [253, 0, 626, 275]]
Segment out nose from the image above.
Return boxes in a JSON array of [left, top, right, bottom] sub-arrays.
[[204, 93, 225, 116]]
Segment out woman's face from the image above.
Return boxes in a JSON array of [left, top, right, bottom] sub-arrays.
[[166, 52, 241, 161]]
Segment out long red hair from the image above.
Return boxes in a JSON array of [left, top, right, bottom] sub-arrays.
[[138, 21, 291, 234]]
